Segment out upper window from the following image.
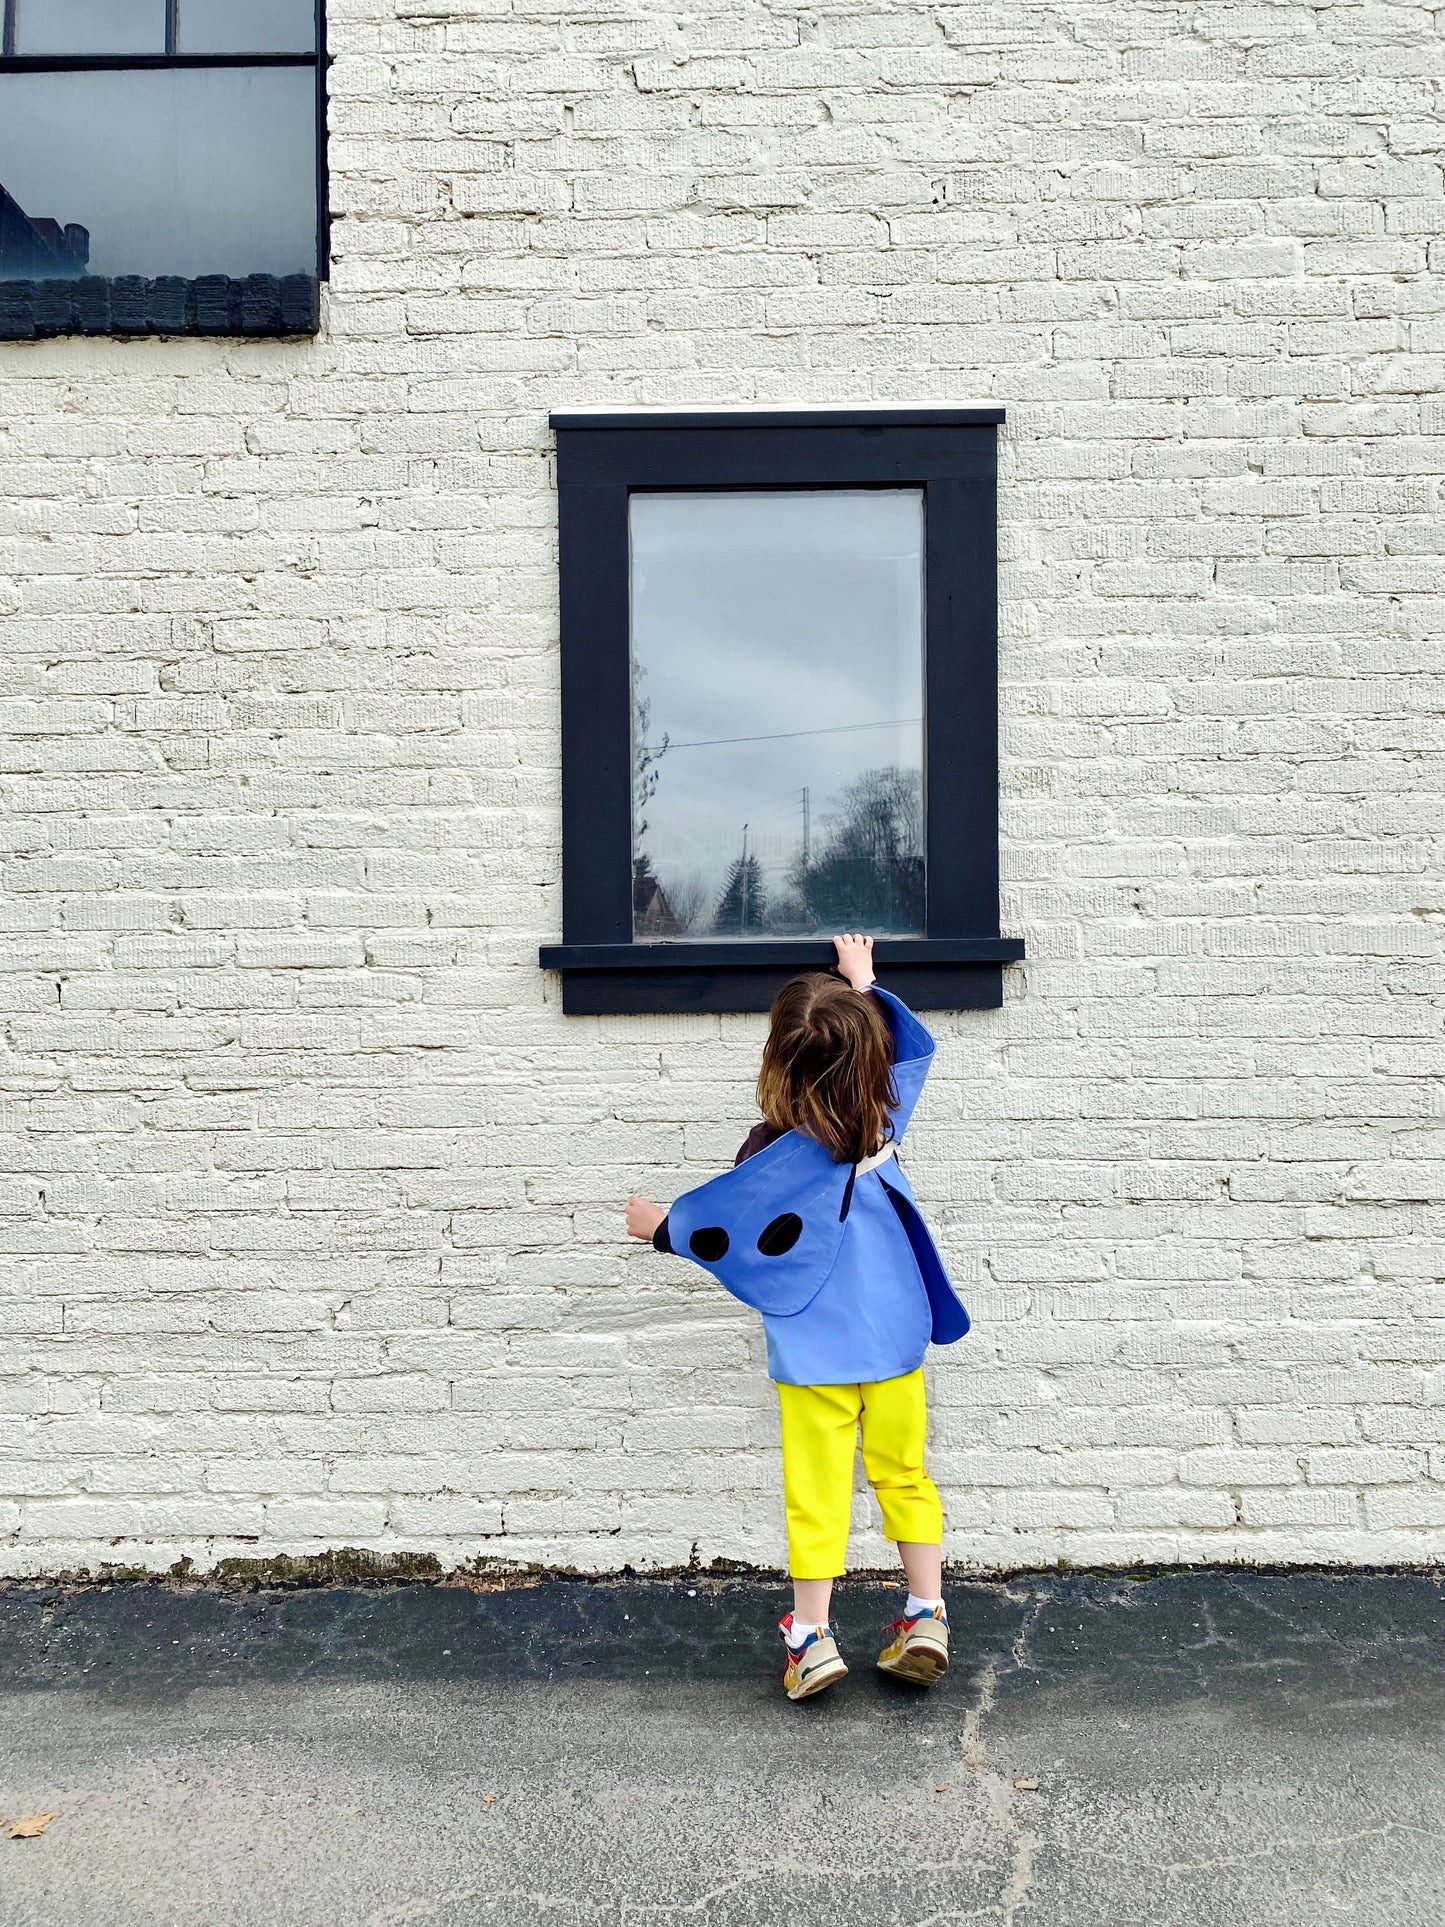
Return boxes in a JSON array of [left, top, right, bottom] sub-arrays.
[[541, 408, 1024, 1015], [0, 0, 323, 339]]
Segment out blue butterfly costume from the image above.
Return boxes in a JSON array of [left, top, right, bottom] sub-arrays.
[[653, 986, 970, 1386]]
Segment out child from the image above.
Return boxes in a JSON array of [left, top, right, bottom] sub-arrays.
[[626, 933, 970, 1701]]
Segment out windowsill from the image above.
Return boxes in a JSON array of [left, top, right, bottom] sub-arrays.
[[540, 938, 1023, 969], [0, 272, 321, 340], [538, 936, 1025, 1015]]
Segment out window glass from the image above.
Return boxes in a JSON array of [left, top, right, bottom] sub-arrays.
[[178, 0, 315, 53], [630, 490, 926, 941], [14, 0, 164, 53], [0, 67, 317, 278]]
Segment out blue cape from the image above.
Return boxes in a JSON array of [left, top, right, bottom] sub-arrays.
[[662, 987, 969, 1383]]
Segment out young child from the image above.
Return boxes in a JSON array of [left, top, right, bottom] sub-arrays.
[[626, 933, 970, 1701]]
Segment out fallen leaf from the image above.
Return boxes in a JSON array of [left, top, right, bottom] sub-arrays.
[[933, 1782, 949, 1793], [1012, 1778, 1039, 1792], [7, 1812, 58, 1841], [480, 1792, 497, 1806]]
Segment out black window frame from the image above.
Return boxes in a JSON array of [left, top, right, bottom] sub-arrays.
[[540, 407, 1025, 1015], [0, 0, 326, 339]]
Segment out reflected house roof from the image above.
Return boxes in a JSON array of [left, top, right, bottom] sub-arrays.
[[0, 184, 90, 279], [633, 872, 683, 938]]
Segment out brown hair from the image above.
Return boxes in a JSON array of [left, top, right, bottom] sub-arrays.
[[756, 974, 897, 1165]]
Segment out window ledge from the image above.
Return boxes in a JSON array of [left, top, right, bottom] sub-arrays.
[[540, 938, 1023, 970], [539, 937, 1025, 1015], [0, 272, 321, 340]]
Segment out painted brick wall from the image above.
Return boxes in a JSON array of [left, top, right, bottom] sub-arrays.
[[2, 0, 1443, 1578]]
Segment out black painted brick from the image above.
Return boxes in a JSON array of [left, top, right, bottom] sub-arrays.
[[0, 275, 322, 339]]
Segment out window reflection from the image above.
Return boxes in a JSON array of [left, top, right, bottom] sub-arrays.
[[0, 68, 317, 278], [630, 491, 926, 941], [0, 180, 88, 275], [10, 0, 315, 53], [180, 0, 315, 53], [15, 0, 164, 54]]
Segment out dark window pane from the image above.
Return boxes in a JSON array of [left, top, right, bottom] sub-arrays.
[[630, 491, 926, 942], [0, 68, 317, 279], [14, 0, 165, 53], [178, 0, 315, 54]]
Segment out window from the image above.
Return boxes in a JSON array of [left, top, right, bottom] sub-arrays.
[[631, 489, 926, 941], [540, 407, 1024, 1015], [0, 0, 323, 339]]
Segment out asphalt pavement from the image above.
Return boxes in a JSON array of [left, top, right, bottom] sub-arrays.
[[1, 1569, 1441, 1925]]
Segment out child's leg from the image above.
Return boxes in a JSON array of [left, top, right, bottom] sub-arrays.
[[857, 1369, 944, 1578], [775, 1380, 864, 1624], [898, 1541, 944, 1601], [792, 1575, 835, 1627], [861, 1370, 950, 1684]]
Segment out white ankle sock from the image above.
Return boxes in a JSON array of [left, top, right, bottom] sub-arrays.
[[905, 1593, 945, 1619], [788, 1618, 827, 1646]]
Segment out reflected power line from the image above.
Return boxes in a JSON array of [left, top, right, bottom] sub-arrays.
[[640, 717, 921, 752]]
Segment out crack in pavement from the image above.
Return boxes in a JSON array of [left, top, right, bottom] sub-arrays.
[[950, 1579, 1053, 1926]]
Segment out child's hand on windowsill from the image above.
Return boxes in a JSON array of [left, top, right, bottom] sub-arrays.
[[832, 933, 876, 992], [626, 1195, 667, 1240]]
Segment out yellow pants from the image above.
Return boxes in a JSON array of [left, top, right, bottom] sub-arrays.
[[776, 1368, 943, 1579]]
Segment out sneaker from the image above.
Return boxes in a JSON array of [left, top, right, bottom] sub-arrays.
[[876, 1604, 950, 1686], [779, 1613, 849, 1701]]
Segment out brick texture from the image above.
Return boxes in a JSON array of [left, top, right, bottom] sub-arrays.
[[2, 0, 1443, 1577]]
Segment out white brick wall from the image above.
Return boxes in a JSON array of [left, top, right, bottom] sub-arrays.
[[2, 0, 1443, 1577]]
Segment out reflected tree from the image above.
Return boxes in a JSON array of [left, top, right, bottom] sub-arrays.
[[632, 691, 669, 879], [712, 852, 770, 935], [787, 766, 923, 932], [632, 688, 679, 933], [664, 872, 709, 935]]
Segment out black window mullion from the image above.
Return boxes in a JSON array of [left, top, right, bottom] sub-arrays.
[[921, 473, 999, 941], [557, 477, 634, 947], [0, 52, 315, 68], [165, 0, 179, 56], [315, 0, 328, 280], [2, 0, 15, 59]]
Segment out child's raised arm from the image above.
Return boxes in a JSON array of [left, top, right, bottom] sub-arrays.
[[830, 932, 936, 1142], [832, 932, 875, 992]]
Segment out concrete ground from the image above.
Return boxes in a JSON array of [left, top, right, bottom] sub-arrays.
[[0, 1571, 1441, 1926]]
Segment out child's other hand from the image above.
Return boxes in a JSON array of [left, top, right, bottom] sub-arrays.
[[626, 1195, 666, 1241], [833, 933, 876, 991]]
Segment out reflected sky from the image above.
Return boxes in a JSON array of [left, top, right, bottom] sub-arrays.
[[631, 490, 925, 936], [0, 68, 317, 277], [15, 0, 164, 53], [11, 0, 315, 53], [180, 0, 315, 53]]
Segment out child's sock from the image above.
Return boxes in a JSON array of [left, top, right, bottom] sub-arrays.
[[904, 1593, 945, 1620], [787, 1618, 828, 1647]]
